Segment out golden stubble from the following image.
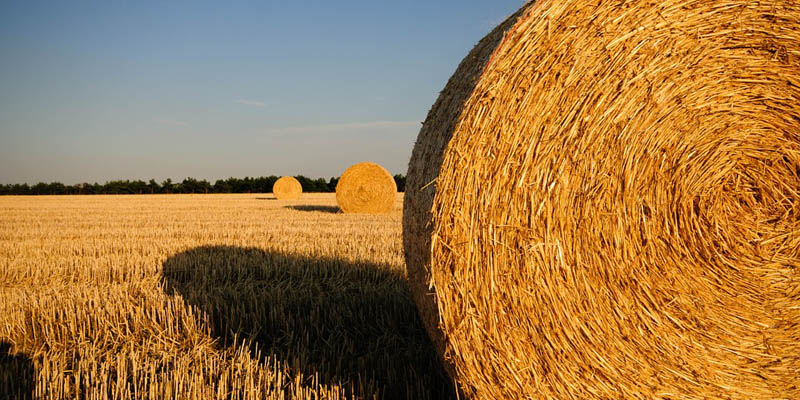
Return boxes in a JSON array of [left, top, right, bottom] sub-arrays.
[[0, 193, 454, 400]]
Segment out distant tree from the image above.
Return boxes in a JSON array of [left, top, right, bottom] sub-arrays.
[[129, 180, 147, 194], [224, 177, 242, 193], [104, 180, 132, 194], [294, 175, 328, 192], [294, 176, 329, 192], [314, 177, 329, 192], [212, 179, 231, 193], [393, 174, 406, 192], [31, 182, 49, 195], [231, 177, 254, 193], [51, 182, 67, 195], [253, 176, 272, 193], [265, 175, 279, 192], [178, 178, 196, 193], [327, 177, 339, 192], [0, 174, 355, 195], [198, 179, 211, 194], [161, 179, 174, 194], [223, 177, 239, 193], [148, 179, 160, 194]]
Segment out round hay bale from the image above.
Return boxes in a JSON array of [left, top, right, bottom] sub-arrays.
[[336, 162, 397, 214], [272, 176, 302, 200], [404, 1, 800, 399]]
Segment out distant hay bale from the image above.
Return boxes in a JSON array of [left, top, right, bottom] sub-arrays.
[[272, 176, 302, 200], [336, 162, 396, 214], [404, 1, 800, 399]]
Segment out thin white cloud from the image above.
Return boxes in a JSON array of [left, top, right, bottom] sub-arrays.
[[155, 119, 189, 127], [236, 99, 267, 107], [265, 120, 421, 137]]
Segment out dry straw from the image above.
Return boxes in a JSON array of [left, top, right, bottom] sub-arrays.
[[336, 162, 397, 214], [273, 176, 302, 200], [404, 1, 800, 399]]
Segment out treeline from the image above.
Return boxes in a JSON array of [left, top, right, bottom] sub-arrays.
[[0, 174, 407, 195]]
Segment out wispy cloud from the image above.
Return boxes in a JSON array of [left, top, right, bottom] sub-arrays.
[[265, 120, 421, 137], [236, 99, 267, 107], [155, 119, 189, 127]]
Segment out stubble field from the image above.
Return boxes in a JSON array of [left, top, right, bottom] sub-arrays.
[[0, 193, 455, 399]]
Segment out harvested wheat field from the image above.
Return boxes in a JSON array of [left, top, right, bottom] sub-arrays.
[[405, 0, 800, 399], [0, 193, 455, 400]]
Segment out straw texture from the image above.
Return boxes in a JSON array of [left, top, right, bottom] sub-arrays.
[[273, 176, 302, 200], [403, 1, 800, 399], [336, 162, 397, 214]]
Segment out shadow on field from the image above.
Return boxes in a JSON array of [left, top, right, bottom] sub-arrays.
[[0, 341, 34, 400], [284, 205, 340, 213], [161, 246, 455, 400], [254, 196, 277, 200]]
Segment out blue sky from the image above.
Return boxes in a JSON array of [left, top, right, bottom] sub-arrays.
[[0, 1, 524, 184]]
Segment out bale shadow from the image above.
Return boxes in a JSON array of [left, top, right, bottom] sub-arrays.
[[0, 342, 34, 400], [284, 205, 340, 214], [161, 246, 455, 400], [254, 197, 277, 200]]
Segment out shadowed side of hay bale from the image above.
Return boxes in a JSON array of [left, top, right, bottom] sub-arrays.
[[273, 176, 302, 200], [404, 1, 800, 399], [403, 3, 533, 383], [336, 162, 396, 214]]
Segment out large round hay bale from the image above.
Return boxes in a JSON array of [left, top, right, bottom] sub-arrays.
[[336, 162, 397, 214], [404, 1, 800, 399], [272, 176, 302, 200]]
